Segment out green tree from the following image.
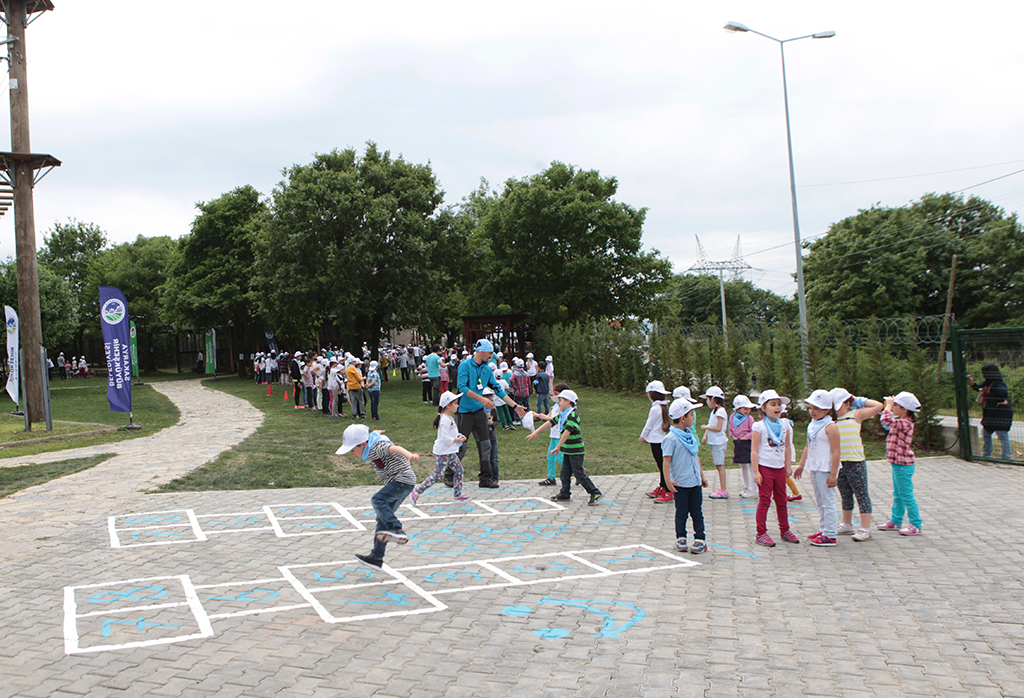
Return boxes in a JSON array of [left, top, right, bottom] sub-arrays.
[[252, 144, 445, 350], [0, 259, 77, 349], [669, 275, 796, 327], [475, 162, 672, 324], [804, 192, 1024, 326], [38, 219, 108, 350]]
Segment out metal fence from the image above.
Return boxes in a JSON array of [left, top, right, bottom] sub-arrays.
[[950, 326, 1022, 465]]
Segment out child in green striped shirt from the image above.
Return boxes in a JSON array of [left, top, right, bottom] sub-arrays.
[[548, 390, 602, 506]]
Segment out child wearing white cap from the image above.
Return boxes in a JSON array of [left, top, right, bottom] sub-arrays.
[[662, 397, 709, 553], [640, 381, 674, 503], [548, 390, 602, 505], [526, 382, 568, 486], [336, 424, 420, 570], [751, 390, 800, 547], [877, 392, 923, 536], [794, 390, 842, 547], [831, 388, 884, 541], [729, 395, 757, 498], [700, 386, 729, 499], [411, 391, 470, 504]]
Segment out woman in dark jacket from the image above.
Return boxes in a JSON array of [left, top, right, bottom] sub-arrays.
[[968, 364, 1013, 459]]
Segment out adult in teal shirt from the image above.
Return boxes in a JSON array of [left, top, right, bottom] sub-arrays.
[[424, 347, 443, 407]]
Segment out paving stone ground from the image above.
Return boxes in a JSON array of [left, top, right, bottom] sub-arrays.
[[1, 380, 1023, 697]]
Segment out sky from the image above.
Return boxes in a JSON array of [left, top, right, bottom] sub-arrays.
[[2, 1, 1023, 300]]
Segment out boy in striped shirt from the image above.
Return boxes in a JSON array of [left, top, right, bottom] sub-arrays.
[[548, 390, 602, 506]]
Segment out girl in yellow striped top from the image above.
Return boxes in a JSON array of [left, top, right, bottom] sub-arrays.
[[829, 388, 884, 541]]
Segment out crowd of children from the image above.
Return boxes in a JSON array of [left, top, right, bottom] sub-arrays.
[[329, 348, 923, 569]]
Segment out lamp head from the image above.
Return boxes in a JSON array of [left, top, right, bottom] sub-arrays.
[[812, 31, 836, 39], [723, 21, 749, 33]]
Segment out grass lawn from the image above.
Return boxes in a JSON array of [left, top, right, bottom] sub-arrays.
[[0, 454, 114, 498], [160, 375, 892, 493], [0, 372, 182, 459]]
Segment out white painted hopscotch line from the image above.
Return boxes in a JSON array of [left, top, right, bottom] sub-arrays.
[[63, 544, 698, 653], [107, 498, 565, 548]]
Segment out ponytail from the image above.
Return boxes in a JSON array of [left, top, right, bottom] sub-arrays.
[[659, 402, 671, 433]]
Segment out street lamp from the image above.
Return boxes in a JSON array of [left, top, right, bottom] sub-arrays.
[[724, 20, 834, 384]]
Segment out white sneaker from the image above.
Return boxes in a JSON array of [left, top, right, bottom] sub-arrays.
[[836, 522, 856, 535], [852, 528, 872, 542], [740, 489, 756, 499]]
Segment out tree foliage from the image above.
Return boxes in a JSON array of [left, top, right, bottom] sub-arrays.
[[804, 192, 1024, 326], [474, 162, 672, 324], [0, 259, 77, 349], [669, 274, 797, 326]]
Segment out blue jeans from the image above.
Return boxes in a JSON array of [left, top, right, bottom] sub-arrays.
[[889, 463, 921, 529], [369, 390, 380, 420], [368, 481, 415, 561], [536, 393, 549, 413], [558, 454, 599, 497], [982, 428, 1011, 460]]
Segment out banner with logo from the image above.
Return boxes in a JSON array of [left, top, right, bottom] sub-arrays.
[[129, 320, 139, 379], [205, 329, 216, 375], [264, 330, 278, 355], [4, 305, 18, 405], [99, 286, 132, 412]]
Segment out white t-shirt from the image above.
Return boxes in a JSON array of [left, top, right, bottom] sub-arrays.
[[433, 413, 461, 455], [640, 402, 669, 444], [753, 418, 791, 469], [548, 403, 562, 440], [706, 407, 728, 446], [804, 419, 836, 473]]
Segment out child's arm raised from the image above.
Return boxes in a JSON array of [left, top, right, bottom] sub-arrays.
[[826, 423, 840, 488]]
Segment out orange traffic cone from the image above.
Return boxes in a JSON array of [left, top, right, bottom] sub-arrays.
[[267, 383, 273, 397], [283, 389, 289, 402]]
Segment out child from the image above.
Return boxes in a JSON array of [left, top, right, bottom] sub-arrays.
[[729, 395, 757, 498], [548, 390, 602, 505], [640, 381, 674, 503], [411, 391, 469, 504], [496, 378, 515, 430], [663, 397, 709, 553], [700, 386, 729, 499], [482, 386, 500, 483], [527, 382, 568, 486], [877, 392, 923, 536], [419, 361, 432, 404], [751, 390, 799, 547], [533, 369, 551, 414], [366, 360, 382, 421], [336, 424, 419, 570], [794, 390, 841, 547], [830, 387, 883, 541]]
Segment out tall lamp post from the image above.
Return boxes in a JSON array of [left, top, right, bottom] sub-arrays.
[[724, 21, 834, 385]]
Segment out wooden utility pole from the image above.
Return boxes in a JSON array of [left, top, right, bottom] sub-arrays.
[[936, 254, 958, 379], [1, 0, 57, 424]]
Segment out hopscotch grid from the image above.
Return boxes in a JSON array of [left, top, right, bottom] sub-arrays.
[[112, 523, 195, 533], [207, 604, 312, 620], [194, 511, 263, 519], [76, 601, 189, 619], [192, 578, 287, 589], [203, 527, 275, 536], [561, 553, 613, 573]]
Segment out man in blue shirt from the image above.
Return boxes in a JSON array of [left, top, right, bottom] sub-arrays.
[[424, 346, 443, 407], [452, 338, 526, 488]]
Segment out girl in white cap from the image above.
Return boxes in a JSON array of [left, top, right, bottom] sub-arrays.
[[877, 391, 923, 536], [729, 395, 757, 498], [411, 391, 470, 504], [830, 388, 884, 541], [700, 386, 729, 499], [794, 390, 842, 547], [640, 381, 674, 503], [751, 390, 800, 547]]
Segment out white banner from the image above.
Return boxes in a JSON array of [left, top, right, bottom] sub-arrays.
[[5, 305, 18, 405]]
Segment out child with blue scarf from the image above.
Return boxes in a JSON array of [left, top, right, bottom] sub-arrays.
[[336, 424, 420, 570], [662, 397, 709, 554]]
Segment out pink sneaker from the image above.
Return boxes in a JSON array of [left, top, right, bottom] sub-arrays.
[[755, 533, 776, 547], [877, 521, 899, 532], [709, 490, 729, 499], [452, 494, 470, 502], [898, 525, 922, 536], [781, 530, 800, 544], [409, 491, 419, 505]]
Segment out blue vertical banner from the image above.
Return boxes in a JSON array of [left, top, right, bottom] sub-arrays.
[[99, 286, 132, 413], [264, 330, 278, 355]]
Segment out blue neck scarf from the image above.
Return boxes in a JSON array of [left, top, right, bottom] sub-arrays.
[[360, 432, 385, 461], [807, 416, 832, 443], [732, 412, 748, 429], [763, 417, 784, 446], [558, 407, 575, 433], [669, 426, 699, 455]]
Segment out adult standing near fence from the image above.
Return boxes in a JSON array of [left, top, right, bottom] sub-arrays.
[[968, 364, 1014, 460]]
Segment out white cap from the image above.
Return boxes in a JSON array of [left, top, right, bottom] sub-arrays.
[[732, 395, 756, 410], [336, 424, 370, 455], [757, 390, 791, 407], [805, 389, 833, 410], [893, 391, 921, 412], [438, 391, 462, 409], [673, 386, 692, 400], [514, 357, 524, 367], [499, 362, 509, 371], [830, 387, 853, 410], [369, 361, 379, 370], [526, 353, 534, 359], [645, 380, 669, 395], [559, 389, 579, 405], [669, 397, 700, 420], [700, 386, 725, 399], [545, 355, 553, 362], [482, 386, 495, 396]]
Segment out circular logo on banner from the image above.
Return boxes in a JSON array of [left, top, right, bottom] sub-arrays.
[[130, 325, 137, 339], [5, 317, 15, 335], [101, 299, 126, 325]]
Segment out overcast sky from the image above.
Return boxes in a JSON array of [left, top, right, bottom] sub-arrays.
[[2, 1, 1022, 299]]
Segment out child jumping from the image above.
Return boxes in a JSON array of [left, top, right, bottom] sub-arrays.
[[830, 387, 883, 542], [411, 391, 469, 505], [794, 390, 841, 547], [336, 424, 419, 570], [877, 392, 923, 536], [640, 380, 673, 503], [751, 390, 799, 547], [548, 390, 602, 505], [729, 395, 756, 498], [700, 386, 729, 499], [663, 397, 709, 553]]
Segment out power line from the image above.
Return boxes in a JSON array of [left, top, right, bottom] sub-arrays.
[[800, 158, 1024, 188]]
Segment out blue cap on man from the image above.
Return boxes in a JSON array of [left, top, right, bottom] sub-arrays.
[[473, 339, 494, 353]]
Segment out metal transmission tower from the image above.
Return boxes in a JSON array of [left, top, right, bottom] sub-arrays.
[[1, 0, 60, 425], [686, 235, 752, 335]]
